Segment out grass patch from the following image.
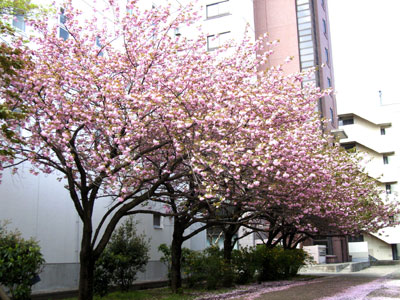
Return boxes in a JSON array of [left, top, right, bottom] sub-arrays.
[[61, 276, 314, 300], [63, 287, 197, 300]]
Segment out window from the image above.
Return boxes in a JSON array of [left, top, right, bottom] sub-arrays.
[[339, 117, 354, 126], [322, 19, 327, 34], [330, 108, 334, 126], [383, 155, 389, 165], [153, 214, 162, 228], [348, 235, 364, 243], [96, 36, 104, 56], [301, 61, 314, 68], [299, 28, 312, 36], [59, 8, 69, 40], [325, 47, 329, 64], [96, 36, 101, 48], [300, 48, 314, 55], [299, 35, 312, 42], [342, 143, 356, 151], [297, 10, 310, 18], [206, 1, 229, 19], [60, 8, 67, 24], [386, 184, 392, 194], [381, 127, 386, 135], [298, 16, 311, 24], [60, 27, 69, 40], [12, 14, 25, 31], [298, 22, 312, 31], [297, 0, 309, 5], [301, 54, 314, 62], [300, 40, 313, 49], [327, 77, 332, 87], [321, 0, 325, 9], [207, 31, 230, 51]]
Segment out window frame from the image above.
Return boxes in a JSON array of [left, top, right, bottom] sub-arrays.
[[59, 8, 69, 40], [339, 117, 354, 126], [325, 47, 329, 65], [386, 184, 392, 194], [330, 108, 334, 126], [383, 155, 389, 165], [206, 0, 230, 19], [153, 214, 162, 229], [322, 18, 327, 35], [207, 31, 231, 51], [12, 14, 25, 32]]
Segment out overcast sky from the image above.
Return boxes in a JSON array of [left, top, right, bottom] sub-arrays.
[[328, 1, 400, 111]]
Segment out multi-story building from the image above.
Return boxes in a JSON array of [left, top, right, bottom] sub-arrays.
[[236, 0, 348, 263], [338, 105, 400, 261], [254, 0, 337, 131]]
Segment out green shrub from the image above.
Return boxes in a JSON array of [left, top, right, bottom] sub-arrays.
[[159, 243, 308, 290], [253, 246, 308, 282], [158, 244, 206, 287], [231, 247, 257, 284], [181, 248, 206, 288], [0, 221, 45, 300], [94, 217, 150, 296], [202, 247, 235, 289]]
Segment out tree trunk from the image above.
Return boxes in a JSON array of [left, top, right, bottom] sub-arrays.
[[78, 222, 95, 300], [170, 222, 184, 293], [0, 286, 10, 300], [223, 229, 235, 262]]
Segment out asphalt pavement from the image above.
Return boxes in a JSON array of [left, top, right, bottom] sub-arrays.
[[247, 265, 400, 300]]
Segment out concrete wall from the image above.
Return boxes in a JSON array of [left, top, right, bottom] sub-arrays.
[[364, 234, 393, 260], [253, 0, 300, 74], [31, 261, 168, 294], [303, 245, 326, 264], [315, 0, 338, 130], [339, 108, 400, 259], [348, 242, 369, 262], [32, 263, 79, 293]]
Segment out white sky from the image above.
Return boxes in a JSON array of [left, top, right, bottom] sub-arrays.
[[328, 0, 400, 111]]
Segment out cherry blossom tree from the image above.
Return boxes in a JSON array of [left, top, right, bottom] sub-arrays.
[[0, 0, 41, 156], [1, 0, 394, 298], [0, 0, 266, 297], [213, 121, 398, 251], [0, 0, 324, 298]]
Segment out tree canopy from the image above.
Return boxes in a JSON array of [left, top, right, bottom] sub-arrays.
[[0, 0, 397, 298]]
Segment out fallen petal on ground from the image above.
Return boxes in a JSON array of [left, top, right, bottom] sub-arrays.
[[194, 278, 324, 300], [317, 278, 385, 300]]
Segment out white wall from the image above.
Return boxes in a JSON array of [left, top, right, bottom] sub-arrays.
[[348, 241, 369, 262], [364, 234, 393, 261], [339, 106, 400, 261]]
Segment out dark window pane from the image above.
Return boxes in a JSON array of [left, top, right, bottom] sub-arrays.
[[60, 27, 69, 40], [13, 15, 25, 31], [339, 118, 354, 125]]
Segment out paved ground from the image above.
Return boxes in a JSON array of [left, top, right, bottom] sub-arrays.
[[246, 265, 400, 300], [197, 265, 400, 300]]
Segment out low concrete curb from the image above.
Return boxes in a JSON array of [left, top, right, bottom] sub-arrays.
[[371, 260, 400, 266], [300, 261, 371, 273]]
